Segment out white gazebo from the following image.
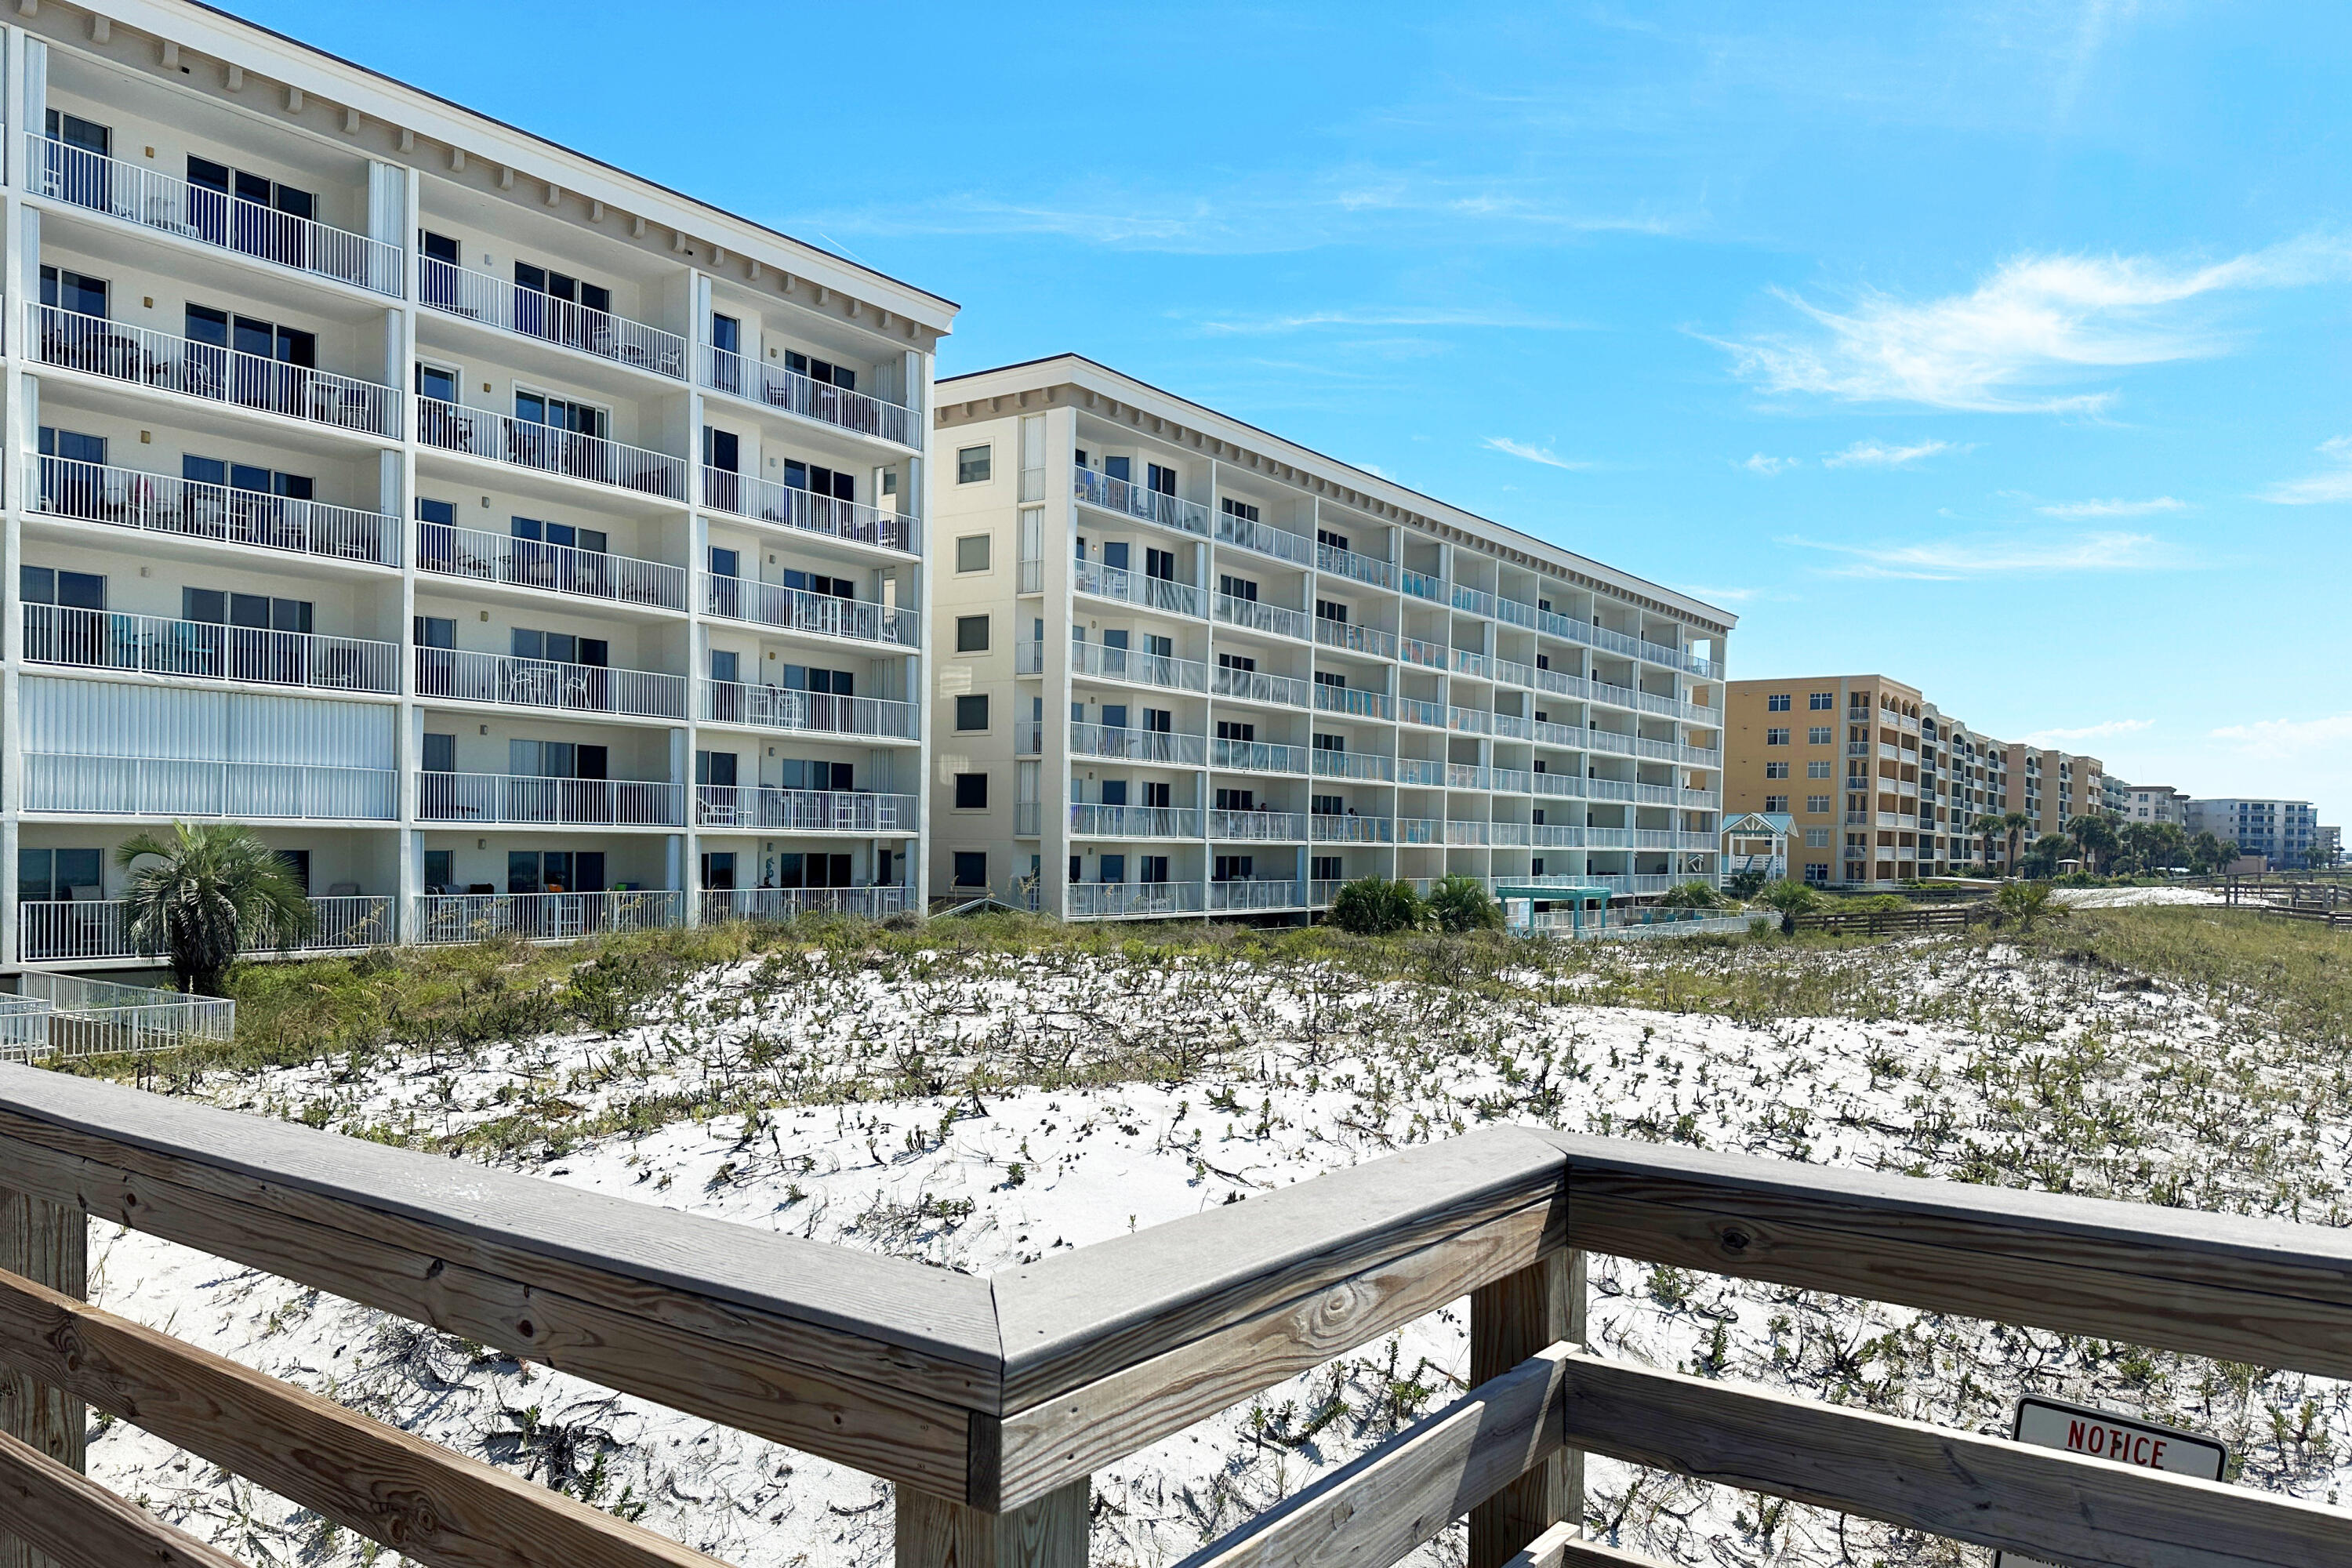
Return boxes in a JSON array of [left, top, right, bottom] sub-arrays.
[[1721, 811, 1792, 882]]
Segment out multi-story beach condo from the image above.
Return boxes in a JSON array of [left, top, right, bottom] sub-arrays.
[[2, 1, 953, 971], [926, 357, 1732, 920]]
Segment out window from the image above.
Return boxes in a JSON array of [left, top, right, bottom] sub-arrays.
[[956, 615, 991, 653], [1139, 856, 1170, 884], [1312, 856, 1344, 881], [952, 851, 988, 889], [1809, 692, 1834, 710], [1765, 795, 1789, 812], [954, 773, 989, 810], [38, 265, 107, 318], [20, 567, 105, 610], [1316, 599, 1349, 623], [1766, 728, 1790, 746], [1804, 863, 1830, 885], [1765, 761, 1789, 779], [956, 445, 992, 484], [1809, 727, 1833, 746], [1214, 855, 1254, 882], [1805, 827, 1831, 848], [1807, 795, 1832, 815], [1766, 693, 1791, 712], [1808, 760, 1833, 779], [956, 534, 990, 574], [183, 587, 312, 633], [955, 695, 989, 731], [18, 847, 103, 902]]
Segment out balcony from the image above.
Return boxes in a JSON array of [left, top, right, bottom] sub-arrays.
[[1073, 558, 1206, 619], [413, 889, 682, 946], [1210, 664, 1310, 707], [17, 893, 393, 964], [419, 399, 686, 501], [1447, 706, 1492, 735], [700, 680, 920, 741], [419, 771, 684, 827], [1209, 810, 1307, 841], [699, 344, 914, 447], [1402, 568, 1443, 601], [27, 456, 400, 567], [1073, 469, 1210, 536], [1492, 713, 1532, 741], [1214, 509, 1312, 565], [1068, 804, 1203, 839], [1313, 617, 1398, 659], [421, 256, 686, 379], [1312, 814, 1393, 844], [1399, 636, 1449, 670], [1210, 738, 1307, 775], [1067, 881, 1203, 918], [1070, 722, 1207, 766], [27, 134, 401, 295], [1214, 593, 1311, 641], [20, 752, 394, 818], [1316, 540, 1396, 590], [1446, 819, 1491, 846], [31, 304, 401, 438], [1314, 684, 1395, 720], [1399, 697, 1444, 728], [24, 604, 398, 695], [419, 521, 687, 612], [1209, 878, 1305, 912], [1393, 815, 1444, 844], [694, 786, 916, 833], [702, 886, 909, 924], [1397, 758, 1448, 787], [702, 575, 918, 648], [1070, 637, 1208, 692], [702, 466, 916, 554], [418, 647, 685, 720], [1452, 648, 1495, 680], [1311, 750, 1394, 782], [1451, 583, 1497, 618]]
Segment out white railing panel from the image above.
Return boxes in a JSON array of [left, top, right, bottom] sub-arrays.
[[702, 575, 917, 647], [1208, 810, 1306, 840], [419, 521, 686, 611], [414, 890, 683, 944], [1311, 814, 1393, 844], [1311, 750, 1393, 782], [1071, 638, 1210, 692], [1208, 879, 1304, 911], [24, 604, 398, 695], [418, 398, 685, 500], [699, 681, 920, 739], [28, 456, 401, 566], [693, 787, 916, 833], [700, 886, 910, 924], [416, 648, 686, 720], [1074, 559, 1207, 619], [422, 256, 686, 378], [1069, 724, 1207, 766], [1067, 881, 1203, 918], [1214, 594, 1312, 641], [21, 753, 394, 818], [1073, 469, 1211, 535], [699, 343, 913, 445], [1314, 684, 1395, 720], [31, 304, 399, 437], [1069, 804, 1204, 839], [419, 771, 684, 826], [1314, 618, 1398, 659], [1214, 510, 1313, 565], [1316, 541, 1397, 590], [1210, 739, 1307, 775], [700, 465, 916, 554], [1210, 665, 1310, 707]]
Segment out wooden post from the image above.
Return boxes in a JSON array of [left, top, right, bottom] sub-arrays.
[[0, 1189, 85, 1568], [896, 1478, 1087, 1568], [1468, 1249, 1583, 1568]]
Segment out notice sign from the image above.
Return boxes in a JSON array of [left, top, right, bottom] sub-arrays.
[[1993, 1396, 2229, 1568]]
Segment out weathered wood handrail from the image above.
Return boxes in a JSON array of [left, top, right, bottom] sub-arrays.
[[0, 1066, 2347, 1568]]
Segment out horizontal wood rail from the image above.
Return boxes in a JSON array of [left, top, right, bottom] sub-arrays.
[[1790, 903, 1982, 934], [0, 1068, 2343, 1567]]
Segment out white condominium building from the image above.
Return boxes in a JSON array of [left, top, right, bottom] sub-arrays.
[[2, 0, 953, 971], [927, 357, 1733, 920]]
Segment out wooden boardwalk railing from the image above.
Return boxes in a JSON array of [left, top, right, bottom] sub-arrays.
[[0, 1069, 2346, 1568]]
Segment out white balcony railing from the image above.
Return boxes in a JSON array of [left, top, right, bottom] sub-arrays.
[[1452, 583, 1497, 618], [1314, 684, 1395, 720], [1313, 617, 1399, 660], [699, 344, 916, 447], [29, 135, 401, 295], [694, 787, 916, 833], [1074, 558, 1207, 619], [419, 771, 684, 827], [1396, 758, 1448, 787], [418, 398, 686, 500], [1210, 664, 1310, 708], [701, 466, 916, 554], [1316, 540, 1397, 590], [1402, 569, 1444, 602], [1069, 804, 1204, 839], [417, 521, 687, 611], [31, 304, 401, 437], [1399, 697, 1445, 728], [414, 890, 683, 946], [1399, 637, 1449, 670], [1312, 814, 1393, 844], [1069, 723, 1207, 766], [1070, 637, 1210, 692], [1311, 749, 1394, 782], [1210, 738, 1307, 775], [27, 456, 401, 566], [1209, 878, 1305, 911], [416, 647, 686, 720], [702, 575, 918, 648], [1067, 881, 1203, 918], [699, 681, 920, 740], [421, 256, 687, 379], [20, 753, 394, 819], [1214, 593, 1312, 641], [702, 886, 910, 924], [24, 604, 399, 695], [1214, 509, 1313, 565], [1209, 810, 1307, 841], [1448, 706, 1493, 735], [1394, 816, 1445, 844], [18, 893, 394, 964], [1073, 470, 1211, 536]]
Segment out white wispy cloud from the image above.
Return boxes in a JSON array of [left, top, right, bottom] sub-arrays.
[[1717, 238, 2351, 412], [1196, 307, 1578, 336], [2021, 718, 2154, 746], [1821, 437, 1966, 468], [1782, 530, 2188, 579], [1740, 453, 1799, 475], [2209, 713, 2352, 758], [1674, 584, 1758, 602], [1483, 437, 1595, 471], [2035, 495, 2189, 517], [2262, 435, 2352, 504]]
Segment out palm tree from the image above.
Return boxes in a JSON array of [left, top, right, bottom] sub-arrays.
[[2067, 812, 2119, 876], [117, 822, 313, 996], [2001, 812, 2033, 877], [1973, 814, 2005, 875]]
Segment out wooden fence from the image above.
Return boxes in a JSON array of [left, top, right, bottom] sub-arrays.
[[2222, 877, 2352, 928], [0, 1071, 2344, 1568], [1790, 903, 1985, 936]]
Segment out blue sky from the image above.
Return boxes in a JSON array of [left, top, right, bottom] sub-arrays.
[[243, 2, 2351, 823]]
